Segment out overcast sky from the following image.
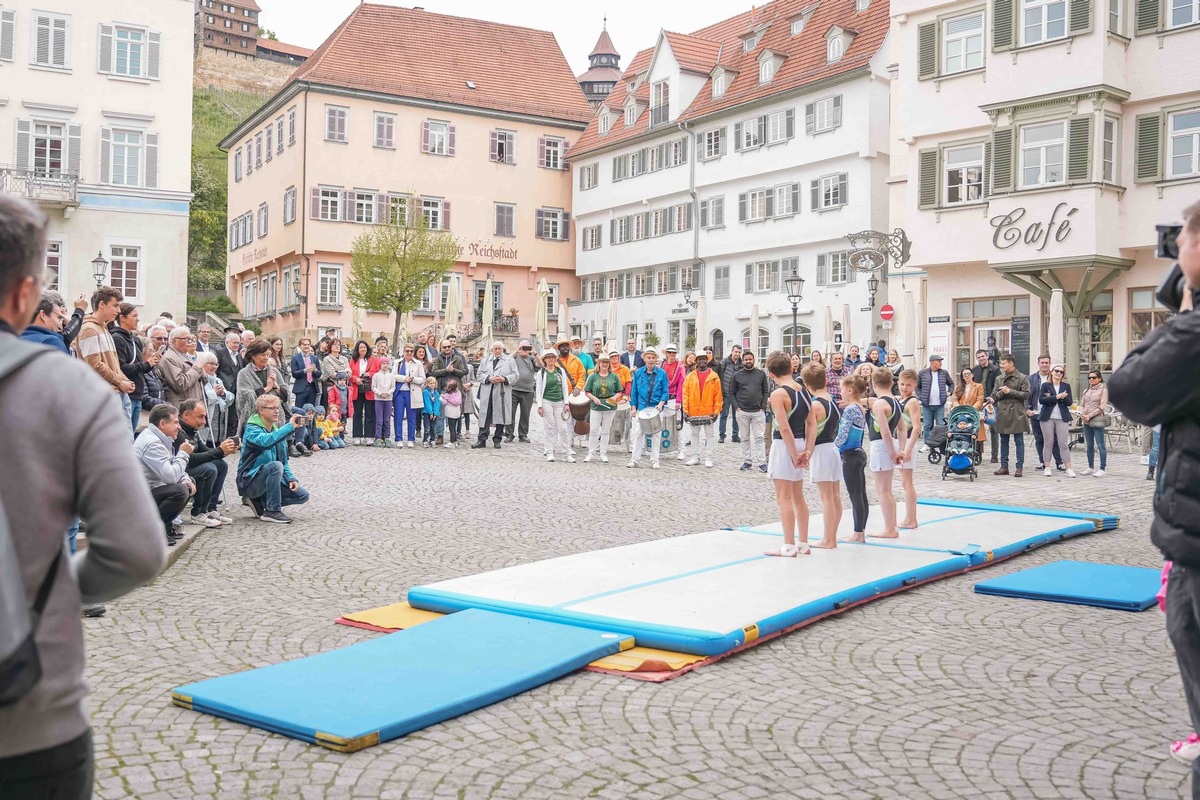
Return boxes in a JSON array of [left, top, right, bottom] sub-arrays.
[[254, 0, 738, 76]]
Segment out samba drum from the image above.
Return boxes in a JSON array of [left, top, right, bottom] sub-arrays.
[[568, 393, 592, 435], [636, 407, 663, 434]]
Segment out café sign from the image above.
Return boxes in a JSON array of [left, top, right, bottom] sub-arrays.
[[458, 242, 518, 262], [989, 202, 1078, 252]]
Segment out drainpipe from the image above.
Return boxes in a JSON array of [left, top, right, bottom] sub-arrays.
[[678, 120, 704, 307], [300, 90, 310, 334]]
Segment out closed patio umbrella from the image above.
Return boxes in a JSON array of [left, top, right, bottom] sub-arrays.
[[534, 278, 549, 351], [1048, 287, 1066, 368], [442, 274, 460, 339], [748, 304, 759, 359], [481, 275, 495, 345], [841, 304, 853, 354], [823, 305, 835, 357], [694, 296, 708, 356]]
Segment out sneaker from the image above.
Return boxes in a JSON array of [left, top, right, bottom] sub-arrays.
[[82, 603, 107, 618], [600, 455, 609, 463], [1044, 468, 1053, 477], [740, 462, 752, 471], [919, 445, 929, 453], [626, 461, 637, 468], [1065, 468, 1077, 478], [248, 496, 265, 518], [686, 457, 700, 466], [676, 451, 686, 461], [406, 441, 414, 448], [1172, 734, 1200, 764], [1141, 455, 1150, 466], [650, 462, 660, 469], [719, 436, 726, 443], [566, 455, 576, 463], [190, 514, 222, 529], [260, 510, 292, 524], [731, 436, 741, 443], [444, 442, 454, 449], [583, 453, 594, 463], [705, 459, 714, 468], [1093, 469, 1106, 477], [207, 512, 234, 525], [759, 464, 768, 473], [1079, 468, 1093, 476], [547, 454, 555, 462]]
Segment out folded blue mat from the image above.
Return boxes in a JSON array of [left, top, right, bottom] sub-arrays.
[[172, 609, 632, 751], [973, 560, 1160, 611]]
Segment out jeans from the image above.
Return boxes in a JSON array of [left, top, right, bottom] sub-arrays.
[[719, 401, 740, 440], [512, 390, 534, 438], [119, 392, 132, 428], [1151, 429, 1161, 468], [0, 728, 93, 800], [1165, 564, 1200, 800], [1030, 414, 1063, 467], [841, 448, 869, 533], [999, 433, 1025, 469], [242, 461, 309, 512], [1083, 425, 1107, 470], [394, 391, 419, 441], [423, 414, 441, 444], [129, 397, 142, 435], [187, 459, 227, 516], [921, 404, 946, 445], [734, 410, 767, 465], [66, 518, 80, 554], [374, 398, 393, 440], [330, 436, 346, 448]]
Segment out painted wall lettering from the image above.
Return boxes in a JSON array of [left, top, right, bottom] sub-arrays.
[[989, 203, 1078, 251]]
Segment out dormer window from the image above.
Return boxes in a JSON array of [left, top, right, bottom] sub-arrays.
[[791, 18, 806, 35], [856, 0, 870, 10], [713, 72, 727, 98], [828, 38, 844, 61], [742, 33, 759, 52], [599, 113, 612, 134], [625, 102, 638, 126], [760, 60, 775, 83], [826, 26, 855, 63]]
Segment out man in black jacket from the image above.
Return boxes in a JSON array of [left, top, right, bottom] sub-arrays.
[[730, 349, 770, 471], [719, 344, 743, 444], [972, 349, 1002, 463], [1109, 198, 1200, 799], [176, 399, 237, 528]]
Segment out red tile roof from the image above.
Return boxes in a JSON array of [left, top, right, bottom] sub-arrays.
[[256, 38, 313, 59], [289, 3, 592, 125], [589, 29, 620, 58], [577, 65, 622, 83], [571, 0, 890, 156]]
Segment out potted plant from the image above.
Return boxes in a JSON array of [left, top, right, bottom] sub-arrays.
[[685, 334, 697, 350], [644, 331, 660, 347], [508, 307, 519, 317]]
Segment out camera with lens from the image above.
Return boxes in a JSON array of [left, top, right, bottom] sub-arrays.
[[1155, 223, 1192, 312]]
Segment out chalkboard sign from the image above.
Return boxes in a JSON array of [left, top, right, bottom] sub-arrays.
[[1011, 315, 1031, 375]]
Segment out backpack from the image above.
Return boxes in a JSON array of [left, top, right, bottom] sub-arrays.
[[0, 341, 58, 706]]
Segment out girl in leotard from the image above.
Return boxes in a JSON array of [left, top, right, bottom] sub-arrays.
[[895, 369, 922, 530], [801, 363, 842, 549], [866, 367, 907, 540], [764, 352, 817, 557]]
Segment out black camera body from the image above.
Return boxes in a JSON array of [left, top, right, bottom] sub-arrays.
[[1154, 224, 1196, 313]]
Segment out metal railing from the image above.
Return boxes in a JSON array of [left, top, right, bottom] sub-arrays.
[[0, 165, 79, 207]]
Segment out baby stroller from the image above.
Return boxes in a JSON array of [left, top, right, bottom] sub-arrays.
[[939, 406, 982, 480]]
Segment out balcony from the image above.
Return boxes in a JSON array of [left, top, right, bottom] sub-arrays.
[[650, 104, 670, 128], [0, 165, 80, 210]]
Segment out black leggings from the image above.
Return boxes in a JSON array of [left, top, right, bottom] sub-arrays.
[[351, 398, 375, 439], [841, 448, 869, 533]]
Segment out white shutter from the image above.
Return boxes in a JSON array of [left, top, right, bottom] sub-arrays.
[[97, 24, 113, 73], [33, 15, 51, 65], [67, 123, 82, 177], [147, 31, 161, 79], [51, 16, 67, 68], [816, 254, 827, 286], [15, 119, 31, 170], [744, 264, 753, 293], [144, 133, 159, 188], [0, 10, 14, 62], [99, 127, 112, 184]]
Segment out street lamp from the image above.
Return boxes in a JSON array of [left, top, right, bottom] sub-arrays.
[[680, 282, 698, 309], [292, 274, 306, 305], [91, 251, 108, 287], [785, 275, 805, 354], [866, 275, 880, 309]]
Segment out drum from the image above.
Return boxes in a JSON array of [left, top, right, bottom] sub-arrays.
[[637, 407, 663, 434], [567, 393, 591, 421]]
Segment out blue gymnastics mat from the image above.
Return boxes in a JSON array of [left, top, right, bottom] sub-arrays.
[[973, 560, 1160, 611], [172, 609, 632, 751]]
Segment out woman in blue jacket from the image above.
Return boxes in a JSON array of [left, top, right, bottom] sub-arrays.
[[1038, 364, 1076, 477]]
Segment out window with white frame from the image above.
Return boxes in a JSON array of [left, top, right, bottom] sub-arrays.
[[288, 106, 297, 146], [242, 279, 257, 317], [495, 202, 515, 237], [713, 73, 727, 98], [355, 191, 375, 224], [426, 120, 449, 155], [741, 118, 762, 149], [109, 245, 140, 300], [816, 173, 848, 209], [651, 80, 669, 126], [32, 122, 64, 176], [648, 145, 663, 172], [649, 209, 666, 237], [747, 188, 768, 220], [944, 143, 985, 204], [265, 125, 273, 161], [111, 26, 146, 77], [751, 260, 780, 292], [422, 197, 444, 229], [388, 194, 410, 226], [827, 37, 844, 61], [827, 251, 850, 283], [45, 241, 62, 291], [583, 224, 602, 250], [743, 33, 760, 51], [741, 327, 770, 360], [543, 137, 565, 169], [325, 106, 347, 142], [774, 184, 796, 215], [792, 17, 807, 35], [262, 272, 277, 313], [1103, 117, 1118, 182], [782, 256, 799, 278], [943, 12, 983, 74], [31, 12, 69, 69], [283, 186, 296, 224], [255, 132, 263, 168], [109, 129, 142, 186], [234, 150, 243, 182], [1020, 120, 1066, 187], [493, 129, 515, 163], [1171, 0, 1200, 26], [625, 105, 636, 126], [670, 138, 687, 166], [244, 139, 252, 174], [1021, 0, 1067, 45], [714, 265, 730, 298], [759, 60, 775, 84], [674, 203, 691, 232], [704, 128, 724, 159], [538, 208, 567, 240], [1170, 109, 1200, 178], [614, 216, 629, 243], [813, 96, 841, 133], [546, 284, 559, 318], [276, 117, 284, 153], [599, 114, 611, 134], [579, 163, 597, 190], [257, 203, 268, 237], [318, 264, 341, 306], [374, 112, 395, 149], [766, 109, 792, 143], [319, 186, 341, 221], [857, 0, 870, 10], [700, 197, 724, 228]]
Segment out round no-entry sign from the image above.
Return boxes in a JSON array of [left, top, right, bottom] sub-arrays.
[[879, 304, 895, 321]]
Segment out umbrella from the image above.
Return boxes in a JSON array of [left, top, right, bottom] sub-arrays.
[[442, 274, 460, 339], [694, 295, 708, 356], [535, 278, 549, 351], [841, 304, 853, 354], [1048, 287, 1066, 367], [481, 275, 495, 345], [606, 299, 619, 353], [637, 301, 645, 350], [558, 302, 569, 341], [748, 304, 759, 359], [900, 290, 916, 361], [823, 305, 835, 357], [914, 297, 926, 369]]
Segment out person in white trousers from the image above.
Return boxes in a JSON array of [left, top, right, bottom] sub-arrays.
[[627, 347, 670, 469], [583, 353, 623, 463], [728, 349, 771, 471], [680, 351, 723, 468], [535, 350, 575, 462]]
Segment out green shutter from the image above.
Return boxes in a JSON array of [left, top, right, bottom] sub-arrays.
[[918, 22, 937, 80], [991, 127, 1015, 194], [993, 0, 1015, 50], [918, 149, 939, 209], [1134, 112, 1163, 182], [1069, 0, 1093, 33], [983, 141, 993, 197], [1067, 116, 1093, 182], [1136, 0, 1160, 33]]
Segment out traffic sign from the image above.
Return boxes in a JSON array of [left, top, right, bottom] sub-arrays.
[[879, 304, 895, 321]]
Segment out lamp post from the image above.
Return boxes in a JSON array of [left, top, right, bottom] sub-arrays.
[[785, 275, 805, 354], [680, 282, 698, 309], [866, 275, 880, 309], [292, 274, 306, 305], [91, 251, 108, 287]]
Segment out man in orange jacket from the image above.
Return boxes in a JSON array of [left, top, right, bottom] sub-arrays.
[[681, 351, 722, 467], [554, 338, 586, 394]]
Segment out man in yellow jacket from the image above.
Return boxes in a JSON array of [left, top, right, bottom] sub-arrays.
[[681, 351, 722, 467]]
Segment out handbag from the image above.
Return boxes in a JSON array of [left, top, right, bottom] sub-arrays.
[[1086, 412, 1110, 429]]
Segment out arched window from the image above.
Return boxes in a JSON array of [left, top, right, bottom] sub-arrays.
[[782, 324, 812, 357], [741, 327, 770, 361], [828, 37, 844, 62]]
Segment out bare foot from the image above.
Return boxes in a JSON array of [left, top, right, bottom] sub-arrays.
[[898, 521, 919, 530], [839, 533, 865, 543], [868, 531, 900, 539], [811, 539, 838, 549]]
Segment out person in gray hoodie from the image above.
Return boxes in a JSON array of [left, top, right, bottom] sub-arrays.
[[0, 194, 165, 800], [509, 340, 540, 443]]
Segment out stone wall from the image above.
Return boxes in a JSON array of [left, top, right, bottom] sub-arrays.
[[193, 45, 297, 96]]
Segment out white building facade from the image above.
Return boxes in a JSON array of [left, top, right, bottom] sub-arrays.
[[570, 1, 892, 361], [888, 0, 1200, 384], [0, 0, 193, 313]]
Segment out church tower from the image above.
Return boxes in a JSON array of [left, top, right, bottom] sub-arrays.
[[577, 20, 621, 108]]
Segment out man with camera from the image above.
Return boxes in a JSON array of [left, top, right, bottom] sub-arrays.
[[1110, 200, 1200, 797], [237, 394, 310, 524]]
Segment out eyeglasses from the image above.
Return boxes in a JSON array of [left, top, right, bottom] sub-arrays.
[[1052, 369, 1064, 374]]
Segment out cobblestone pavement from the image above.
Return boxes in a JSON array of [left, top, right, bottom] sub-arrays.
[[83, 424, 1187, 800]]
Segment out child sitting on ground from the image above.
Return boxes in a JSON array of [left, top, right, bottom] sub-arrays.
[[422, 377, 442, 447], [314, 407, 339, 450], [442, 379, 463, 448], [323, 407, 347, 448]]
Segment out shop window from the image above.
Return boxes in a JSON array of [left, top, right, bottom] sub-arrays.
[[1129, 287, 1172, 351]]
